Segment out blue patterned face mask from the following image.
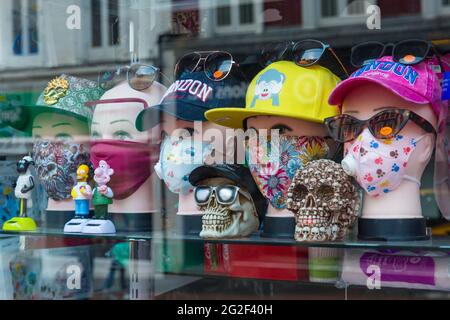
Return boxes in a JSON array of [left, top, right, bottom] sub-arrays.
[[247, 135, 329, 209], [154, 136, 213, 195]]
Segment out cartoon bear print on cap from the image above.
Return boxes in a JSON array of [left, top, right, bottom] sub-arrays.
[[250, 69, 286, 108]]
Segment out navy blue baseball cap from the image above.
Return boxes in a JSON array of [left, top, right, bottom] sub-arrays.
[[136, 70, 247, 131]]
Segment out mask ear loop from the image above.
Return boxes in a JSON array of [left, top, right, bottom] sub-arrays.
[[402, 134, 432, 187]]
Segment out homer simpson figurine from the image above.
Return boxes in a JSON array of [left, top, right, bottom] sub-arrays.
[[3, 156, 37, 231], [82, 160, 116, 234], [64, 164, 93, 233]]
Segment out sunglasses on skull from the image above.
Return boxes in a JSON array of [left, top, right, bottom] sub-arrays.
[[260, 39, 349, 80], [175, 51, 242, 82], [194, 185, 252, 206], [351, 39, 442, 68], [98, 64, 164, 92], [325, 108, 436, 143]]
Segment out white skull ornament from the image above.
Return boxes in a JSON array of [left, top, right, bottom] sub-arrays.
[[286, 160, 361, 242], [197, 178, 260, 239]]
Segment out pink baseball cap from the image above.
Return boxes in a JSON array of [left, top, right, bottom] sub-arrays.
[[329, 56, 443, 118]]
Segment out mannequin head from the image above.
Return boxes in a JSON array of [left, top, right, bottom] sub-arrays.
[[246, 116, 333, 217], [343, 83, 437, 185], [89, 80, 167, 214], [205, 62, 341, 221], [91, 81, 166, 143], [32, 112, 90, 211], [327, 56, 443, 222], [32, 113, 89, 141], [158, 115, 231, 216]]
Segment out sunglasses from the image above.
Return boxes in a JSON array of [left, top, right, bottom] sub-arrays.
[[325, 109, 436, 143], [260, 39, 349, 80], [351, 39, 440, 68], [98, 64, 160, 91], [194, 185, 251, 206], [175, 51, 239, 81]]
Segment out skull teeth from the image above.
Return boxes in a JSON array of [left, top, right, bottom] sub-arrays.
[[202, 212, 233, 232]]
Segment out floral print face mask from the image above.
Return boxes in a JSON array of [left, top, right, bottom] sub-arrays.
[[342, 129, 425, 197], [247, 135, 329, 210]]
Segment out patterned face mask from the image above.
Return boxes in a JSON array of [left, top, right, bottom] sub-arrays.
[[342, 129, 425, 197], [247, 135, 330, 209], [154, 136, 213, 195], [33, 140, 90, 201]]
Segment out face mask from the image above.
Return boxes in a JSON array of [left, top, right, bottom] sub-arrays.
[[155, 136, 213, 195], [342, 129, 424, 197], [90, 140, 158, 200], [247, 135, 329, 209], [33, 140, 90, 201]]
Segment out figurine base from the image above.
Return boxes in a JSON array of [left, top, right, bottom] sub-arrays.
[[64, 218, 90, 233], [260, 216, 295, 239], [358, 218, 429, 241], [174, 215, 203, 235], [82, 220, 116, 234], [44, 210, 93, 229], [3, 217, 37, 231]]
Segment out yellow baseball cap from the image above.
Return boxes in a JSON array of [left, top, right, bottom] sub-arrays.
[[205, 61, 340, 129]]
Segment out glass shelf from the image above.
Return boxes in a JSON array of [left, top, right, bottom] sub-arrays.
[[2, 228, 450, 252], [0, 228, 152, 242]]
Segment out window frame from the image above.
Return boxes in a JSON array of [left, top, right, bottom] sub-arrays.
[[319, 0, 378, 27], [2, 0, 43, 68], [441, 0, 450, 15], [212, 0, 262, 34], [88, 0, 127, 62], [11, 0, 40, 57]]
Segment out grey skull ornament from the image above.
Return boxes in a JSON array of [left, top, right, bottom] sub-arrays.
[[286, 160, 361, 242]]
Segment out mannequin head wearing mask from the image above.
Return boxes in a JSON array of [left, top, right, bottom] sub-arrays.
[[328, 57, 442, 241], [205, 61, 341, 238], [89, 80, 167, 215], [32, 112, 90, 212], [340, 83, 436, 219], [135, 66, 248, 222], [26, 75, 104, 217]]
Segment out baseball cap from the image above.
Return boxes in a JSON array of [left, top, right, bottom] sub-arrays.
[[135, 70, 247, 132], [0, 74, 104, 133], [205, 61, 341, 129], [329, 56, 442, 119]]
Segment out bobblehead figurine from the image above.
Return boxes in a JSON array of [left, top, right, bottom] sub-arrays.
[[64, 165, 93, 233], [3, 156, 37, 231], [82, 160, 116, 234]]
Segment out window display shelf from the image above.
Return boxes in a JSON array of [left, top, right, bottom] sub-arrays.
[[0, 228, 152, 242], [3, 228, 450, 252]]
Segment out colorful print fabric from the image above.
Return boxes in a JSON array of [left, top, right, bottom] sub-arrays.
[[247, 135, 329, 209]]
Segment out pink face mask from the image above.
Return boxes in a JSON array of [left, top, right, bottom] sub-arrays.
[[90, 140, 159, 200], [342, 129, 425, 197]]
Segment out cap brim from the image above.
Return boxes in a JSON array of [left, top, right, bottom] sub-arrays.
[[1, 104, 89, 133], [136, 102, 209, 132], [205, 107, 325, 129], [329, 77, 429, 107], [189, 166, 237, 187]]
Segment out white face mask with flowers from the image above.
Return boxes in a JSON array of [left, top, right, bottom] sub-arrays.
[[246, 135, 329, 209]]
